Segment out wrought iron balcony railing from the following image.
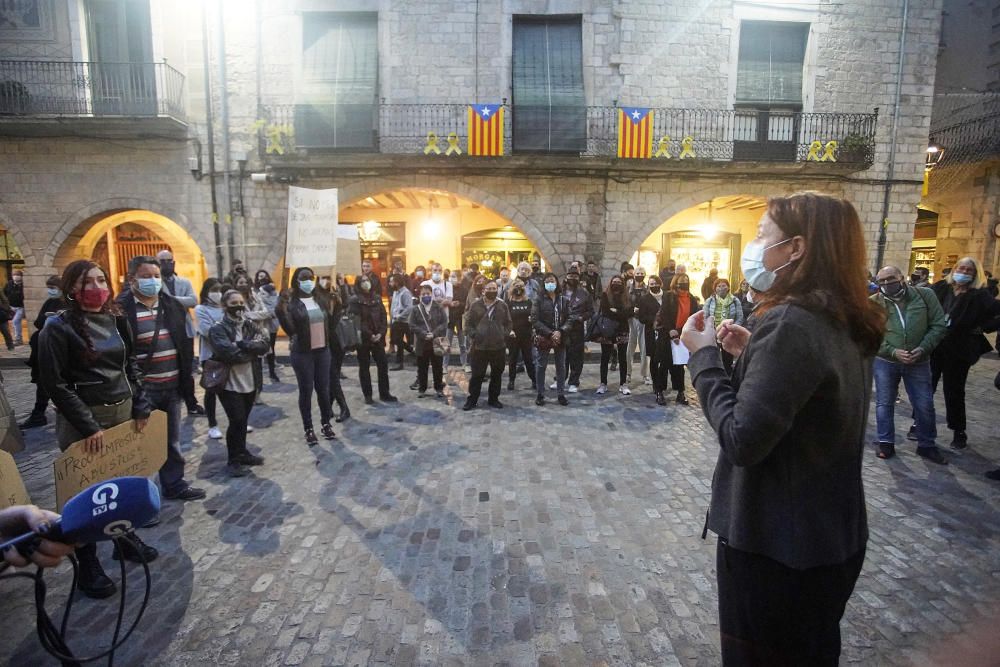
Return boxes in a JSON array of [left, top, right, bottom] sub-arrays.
[[258, 103, 877, 166], [0, 60, 186, 121]]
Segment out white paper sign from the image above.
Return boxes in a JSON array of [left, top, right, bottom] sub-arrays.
[[286, 186, 339, 267], [670, 339, 691, 365], [335, 224, 362, 276]]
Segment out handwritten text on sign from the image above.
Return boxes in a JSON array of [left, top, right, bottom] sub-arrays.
[[286, 186, 339, 267], [53, 410, 167, 510], [0, 449, 30, 510]]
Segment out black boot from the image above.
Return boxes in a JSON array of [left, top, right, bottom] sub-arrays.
[[267, 354, 280, 382], [19, 411, 47, 429], [675, 390, 689, 405], [112, 533, 159, 564], [75, 543, 116, 599], [655, 392, 666, 406]]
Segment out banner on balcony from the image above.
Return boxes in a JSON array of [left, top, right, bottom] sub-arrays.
[[617, 107, 653, 159], [467, 104, 504, 156], [286, 186, 339, 268]]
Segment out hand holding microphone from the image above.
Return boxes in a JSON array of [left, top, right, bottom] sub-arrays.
[[0, 505, 74, 569]]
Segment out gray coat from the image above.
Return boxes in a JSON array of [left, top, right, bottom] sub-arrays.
[[408, 301, 448, 356], [688, 303, 872, 569], [162, 274, 196, 337]]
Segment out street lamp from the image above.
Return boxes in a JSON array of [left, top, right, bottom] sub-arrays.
[[923, 139, 945, 196]]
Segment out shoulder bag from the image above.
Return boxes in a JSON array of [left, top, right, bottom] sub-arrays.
[[417, 304, 447, 356]]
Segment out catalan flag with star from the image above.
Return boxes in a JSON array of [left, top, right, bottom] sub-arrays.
[[617, 107, 653, 158], [467, 104, 504, 156]]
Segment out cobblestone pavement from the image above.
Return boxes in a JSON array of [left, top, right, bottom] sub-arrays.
[[1, 348, 999, 666]]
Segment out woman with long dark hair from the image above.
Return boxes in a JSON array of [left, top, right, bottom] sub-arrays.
[[680, 192, 886, 665], [318, 277, 350, 422], [38, 260, 157, 598], [195, 277, 226, 440], [253, 269, 281, 382], [275, 267, 336, 446], [652, 274, 702, 405], [594, 275, 631, 395]]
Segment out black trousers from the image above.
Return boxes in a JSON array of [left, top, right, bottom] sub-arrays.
[[328, 344, 349, 414], [266, 332, 277, 376], [358, 343, 391, 399], [716, 540, 865, 666], [468, 348, 505, 404], [218, 389, 255, 462], [930, 348, 972, 432], [390, 321, 411, 363], [651, 335, 670, 393], [565, 329, 585, 386], [30, 383, 50, 417], [507, 329, 536, 382], [183, 337, 198, 410], [669, 364, 686, 392], [600, 343, 628, 385], [416, 349, 444, 392], [290, 347, 333, 430]]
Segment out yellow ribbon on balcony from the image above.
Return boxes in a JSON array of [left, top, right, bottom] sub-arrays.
[[821, 140, 838, 162], [653, 136, 672, 159], [806, 140, 823, 161], [424, 132, 442, 155], [445, 132, 462, 155], [679, 136, 696, 159], [251, 119, 293, 155]]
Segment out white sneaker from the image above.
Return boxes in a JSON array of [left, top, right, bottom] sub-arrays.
[[208, 426, 223, 439], [567, 385, 578, 394], [619, 385, 631, 396], [550, 381, 558, 390], [643, 376, 653, 386], [596, 384, 607, 395], [463, 365, 471, 373], [246, 425, 254, 433]]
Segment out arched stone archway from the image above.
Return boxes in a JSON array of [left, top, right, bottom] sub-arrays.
[[259, 176, 559, 275], [0, 209, 37, 270]]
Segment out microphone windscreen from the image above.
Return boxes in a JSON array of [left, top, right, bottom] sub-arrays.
[[58, 477, 161, 543]]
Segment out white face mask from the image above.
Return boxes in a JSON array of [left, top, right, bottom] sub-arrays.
[[432, 272, 442, 282], [208, 291, 223, 305], [740, 238, 792, 293]]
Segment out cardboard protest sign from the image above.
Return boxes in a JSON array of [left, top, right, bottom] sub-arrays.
[[0, 449, 30, 510], [53, 410, 167, 510], [0, 380, 25, 454], [336, 224, 363, 276], [286, 186, 339, 267]]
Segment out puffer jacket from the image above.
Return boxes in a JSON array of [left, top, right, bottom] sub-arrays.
[[464, 298, 512, 352], [870, 285, 947, 361], [208, 316, 269, 393], [532, 293, 570, 337]]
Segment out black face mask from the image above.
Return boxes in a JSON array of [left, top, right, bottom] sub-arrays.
[[226, 306, 246, 318], [910, 273, 922, 283], [513, 287, 524, 296], [566, 278, 579, 288], [160, 260, 175, 276], [677, 284, 690, 292], [880, 281, 905, 298], [611, 284, 623, 292]]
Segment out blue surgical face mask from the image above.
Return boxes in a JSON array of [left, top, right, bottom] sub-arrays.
[[740, 238, 792, 292], [299, 279, 316, 294], [952, 272, 973, 284], [545, 282, 557, 292], [136, 277, 161, 297], [47, 287, 61, 298], [421, 295, 433, 305]]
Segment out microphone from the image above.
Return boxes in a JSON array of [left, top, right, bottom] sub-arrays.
[[0, 477, 160, 552]]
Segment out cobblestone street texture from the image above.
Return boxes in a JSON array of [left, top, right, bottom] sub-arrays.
[[1, 345, 999, 666]]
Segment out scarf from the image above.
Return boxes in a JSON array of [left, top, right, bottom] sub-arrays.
[[710, 293, 734, 328], [675, 293, 691, 330]]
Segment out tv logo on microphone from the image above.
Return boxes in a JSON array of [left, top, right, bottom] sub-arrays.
[[91, 482, 120, 516]]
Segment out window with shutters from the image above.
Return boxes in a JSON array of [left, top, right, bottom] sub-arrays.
[[735, 21, 809, 109], [298, 12, 378, 150], [512, 15, 586, 153]]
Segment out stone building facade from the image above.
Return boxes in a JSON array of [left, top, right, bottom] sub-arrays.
[[0, 0, 943, 318]]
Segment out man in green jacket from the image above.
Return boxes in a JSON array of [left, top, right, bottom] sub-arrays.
[[871, 266, 948, 463]]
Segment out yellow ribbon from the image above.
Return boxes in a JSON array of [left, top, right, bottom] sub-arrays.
[[653, 135, 672, 159], [679, 136, 695, 159], [251, 119, 293, 155], [423, 132, 441, 155], [806, 140, 823, 161], [821, 140, 838, 162], [445, 132, 462, 155]]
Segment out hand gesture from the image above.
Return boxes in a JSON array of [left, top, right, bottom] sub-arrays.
[[716, 318, 751, 358], [680, 312, 715, 354]]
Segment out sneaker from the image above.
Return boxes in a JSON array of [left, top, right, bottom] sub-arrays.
[[18, 413, 47, 429], [321, 424, 336, 440], [246, 425, 254, 433], [235, 452, 264, 466], [917, 446, 947, 465], [535, 395, 545, 406], [463, 365, 471, 373], [676, 391, 689, 405], [409, 381, 419, 390], [187, 405, 206, 416], [335, 410, 351, 423], [596, 384, 607, 395], [305, 428, 319, 446], [507, 379, 515, 391], [112, 534, 159, 563], [950, 431, 968, 449], [567, 385, 578, 394], [164, 486, 206, 501], [643, 377, 653, 386], [557, 395, 569, 406], [208, 426, 223, 440], [435, 390, 445, 398], [619, 385, 631, 396], [227, 462, 251, 477], [906, 425, 918, 441], [550, 381, 558, 390]]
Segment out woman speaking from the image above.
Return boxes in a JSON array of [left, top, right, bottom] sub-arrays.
[[681, 192, 885, 665]]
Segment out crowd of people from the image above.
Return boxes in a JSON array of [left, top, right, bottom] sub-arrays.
[[3, 191, 1000, 665]]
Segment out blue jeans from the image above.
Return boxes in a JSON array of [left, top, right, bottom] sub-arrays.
[[873, 357, 937, 448], [535, 346, 567, 396], [145, 387, 188, 495]]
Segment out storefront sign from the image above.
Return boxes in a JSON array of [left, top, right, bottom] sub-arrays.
[[286, 186, 339, 267]]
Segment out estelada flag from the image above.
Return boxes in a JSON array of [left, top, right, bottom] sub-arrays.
[[617, 107, 653, 158], [467, 104, 504, 156]]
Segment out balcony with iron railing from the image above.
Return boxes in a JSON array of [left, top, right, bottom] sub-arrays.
[[257, 102, 878, 175], [0, 60, 187, 138]]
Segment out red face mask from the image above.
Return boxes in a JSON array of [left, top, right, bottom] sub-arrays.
[[78, 287, 109, 309]]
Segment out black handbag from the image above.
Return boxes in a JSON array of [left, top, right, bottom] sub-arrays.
[[335, 315, 360, 351], [200, 359, 230, 393]]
